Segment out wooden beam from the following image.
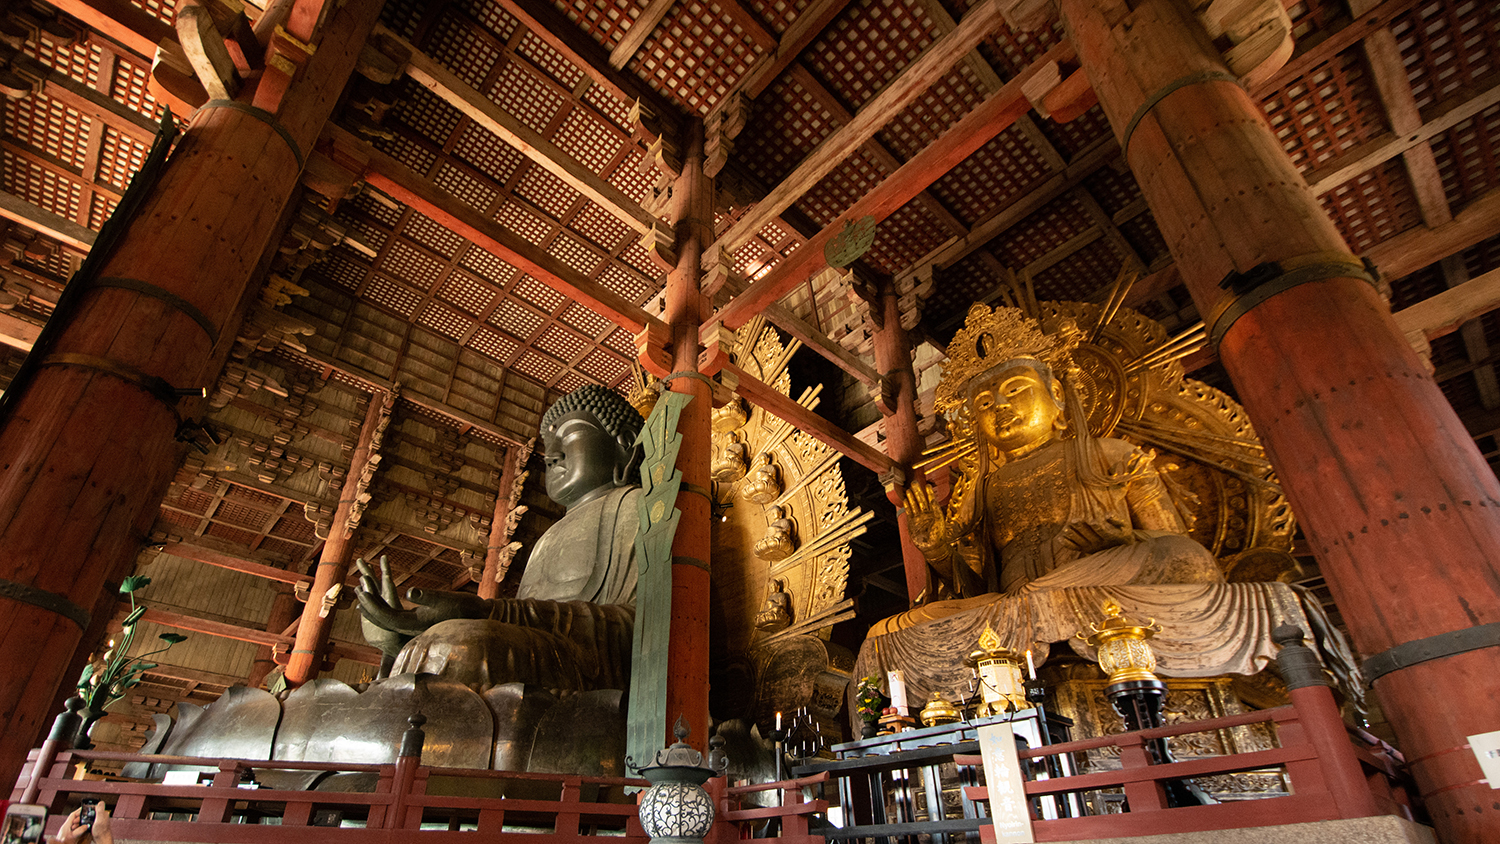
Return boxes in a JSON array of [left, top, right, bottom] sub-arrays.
[[712, 0, 1009, 254], [722, 361, 892, 473], [139, 663, 245, 689], [0, 190, 97, 252], [138, 606, 382, 666], [48, 0, 174, 60], [492, 0, 683, 139], [765, 301, 880, 386], [733, 0, 853, 100], [1304, 81, 1500, 196], [1394, 266, 1500, 343], [894, 135, 1117, 289], [1367, 187, 1500, 282], [0, 313, 41, 352], [609, 0, 679, 70], [379, 24, 658, 235], [156, 540, 310, 586], [328, 126, 666, 336], [715, 42, 1075, 330]]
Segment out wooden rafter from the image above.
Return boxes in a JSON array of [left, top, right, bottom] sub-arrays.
[[608, 0, 679, 71], [46, 0, 172, 60], [714, 41, 1076, 331], [723, 361, 892, 473], [0, 190, 97, 252], [379, 24, 659, 235], [158, 540, 310, 586], [137, 606, 382, 666], [711, 0, 1008, 255], [729, 0, 855, 102]]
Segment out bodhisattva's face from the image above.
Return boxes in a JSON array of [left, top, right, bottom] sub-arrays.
[[543, 411, 625, 509], [968, 363, 1064, 457]]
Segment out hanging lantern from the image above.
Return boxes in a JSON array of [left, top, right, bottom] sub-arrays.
[[1080, 600, 1164, 685], [966, 625, 1028, 716]]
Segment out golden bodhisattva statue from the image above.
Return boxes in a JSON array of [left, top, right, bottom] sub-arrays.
[[906, 305, 1222, 599]]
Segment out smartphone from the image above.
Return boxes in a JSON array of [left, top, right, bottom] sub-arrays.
[[79, 798, 100, 827], [0, 803, 47, 844]]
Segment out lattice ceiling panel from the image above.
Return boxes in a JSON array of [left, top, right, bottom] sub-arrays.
[[533, 323, 589, 362], [1263, 49, 1385, 176], [25, 33, 100, 87], [571, 200, 634, 251], [513, 275, 569, 312], [515, 165, 584, 220], [429, 9, 503, 87], [452, 122, 527, 185], [460, 244, 519, 284], [365, 275, 426, 318], [469, 325, 522, 363], [1082, 164, 1145, 218], [404, 213, 467, 258], [518, 29, 587, 89], [930, 123, 1052, 225], [1393, 0, 1499, 113], [460, 0, 521, 41], [438, 270, 497, 316], [928, 251, 999, 320], [550, 231, 606, 276], [1431, 103, 1500, 208], [1318, 157, 1424, 252], [597, 261, 653, 304], [491, 298, 547, 340], [554, 107, 627, 174], [515, 350, 565, 383], [878, 64, 987, 161], [1285, 0, 1350, 44], [737, 73, 837, 187], [491, 60, 571, 134], [2, 151, 81, 221], [805, 0, 937, 111], [799, 147, 888, 226], [1033, 236, 1127, 302], [1037, 104, 1114, 158], [630, 0, 769, 115], [494, 201, 553, 244], [376, 133, 440, 177], [379, 0, 425, 38], [978, 14, 1064, 78], [991, 193, 1090, 268], [434, 161, 502, 213], [618, 238, 659, 277], [108, 56, 158, 119], [1117, 213, 1169, 266], [419, 301, 472, 342], [559, 302, 613, 337], [1388, 260, 1447, 310], [3, 94, 89, 170], [866, 201, 953, 274], [97, 128, 149, 192], [554, 0, 641, 52], [348, 190, 405, 227], [384, 240, 448, 291]]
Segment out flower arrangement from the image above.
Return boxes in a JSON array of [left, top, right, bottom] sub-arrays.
[[854, 675, 885, 722]]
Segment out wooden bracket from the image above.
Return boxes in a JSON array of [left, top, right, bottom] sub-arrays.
[[254, 24, 317, 113], [645, 221, 678, 272], [698, 320, 737, 377], [176, 3, 240, 100], [150, 38, 209, 118], [635, 321, 673, 379]]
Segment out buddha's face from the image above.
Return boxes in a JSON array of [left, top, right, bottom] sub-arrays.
[[543, 411, 626, 508], [967, 362, 1064, 456]]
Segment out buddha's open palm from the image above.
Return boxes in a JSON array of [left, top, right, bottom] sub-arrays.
[[903, 482, 955, 554]]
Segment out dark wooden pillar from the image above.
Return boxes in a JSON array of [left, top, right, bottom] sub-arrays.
[[284, 387, 391, 686], [870, 281, 929, 603], [247, 583, 300, 689], [1061, 1, 1500, 839], [477, 442, 527, 600], [664, 119, 714, 749], [0, 1, 381, 787]]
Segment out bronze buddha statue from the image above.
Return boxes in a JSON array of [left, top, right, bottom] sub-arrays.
[[356, 384, 643, 692]]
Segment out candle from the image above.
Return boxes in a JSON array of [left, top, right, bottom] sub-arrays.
[[1026, 648, 1037, 681], [887, 670, 909, 714], [775, 710, 782, 730]]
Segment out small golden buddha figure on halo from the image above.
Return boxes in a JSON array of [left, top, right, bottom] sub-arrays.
[[754, 504, 797, 562], [906, 304, 1222, 599], [711, 430, 750, 483], [754, 577, 793, 633], [742, 452, 782, 504]]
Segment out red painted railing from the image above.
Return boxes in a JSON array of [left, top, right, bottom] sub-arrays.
[[955, 682, 1415, 840], [11, 748, 648, 842]]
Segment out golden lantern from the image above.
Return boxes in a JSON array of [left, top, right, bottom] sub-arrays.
[[966, 625, 1029, 716], [1079, 600, 1164, 685]]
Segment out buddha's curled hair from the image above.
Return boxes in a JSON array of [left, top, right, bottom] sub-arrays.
[[542, 383, 645, 445]]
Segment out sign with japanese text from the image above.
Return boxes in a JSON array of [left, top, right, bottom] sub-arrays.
[[977, 723, 1035, 843]]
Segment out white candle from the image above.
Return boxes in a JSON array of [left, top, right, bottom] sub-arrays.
[[1026, 648, 1037, 681], [775, 710, 782, 730]]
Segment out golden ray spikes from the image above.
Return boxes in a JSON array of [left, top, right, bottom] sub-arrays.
[[1124, 323, 1208, 374], [1113, 419, 1283, 494], [1089, 264, 1140, 345], [1001, 264, 1042, 320], [628, 362, 661, 419], [915, 436, 979, 473]]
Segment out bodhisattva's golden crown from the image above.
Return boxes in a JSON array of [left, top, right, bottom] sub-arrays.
[[933, 303, 1082, 418]]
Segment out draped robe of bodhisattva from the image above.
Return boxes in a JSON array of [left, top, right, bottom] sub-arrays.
[[391, 486, 639, 691]]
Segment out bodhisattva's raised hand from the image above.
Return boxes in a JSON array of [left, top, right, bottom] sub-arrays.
[[903, 481, 954, 556]]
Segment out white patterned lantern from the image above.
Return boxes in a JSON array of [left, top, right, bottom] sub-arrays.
[[631, 716, 728, 844]]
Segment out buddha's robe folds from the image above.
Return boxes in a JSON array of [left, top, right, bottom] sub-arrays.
[[392, 486, 639, 691]]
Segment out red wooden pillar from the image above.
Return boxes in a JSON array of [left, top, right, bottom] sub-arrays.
[[1061, 1, 1500, 839], [0, 1, 381, 788], [247, 583, 299, 689], [477, 442, 526, 600], [284, 387, 391, 686], [870, 281, 929, 604], [663, 119, 714, 749]]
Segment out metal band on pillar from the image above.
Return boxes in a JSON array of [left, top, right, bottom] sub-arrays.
[[661, 370, 715, 389], [1207, 252, 1380, 347], [93, 277, 220, 344], [1120, 70, 1241, 154], [0, 578, 90, 629], [1362, 622, 1500, 683], [193, 100, 307, 171], [37, 353, 202, 410]]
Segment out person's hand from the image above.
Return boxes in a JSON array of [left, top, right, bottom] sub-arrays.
[[88, 806, 111, 844], [52, 808, 88, 844]]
